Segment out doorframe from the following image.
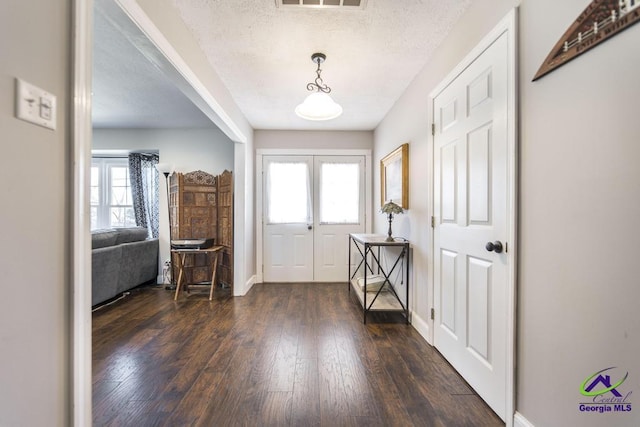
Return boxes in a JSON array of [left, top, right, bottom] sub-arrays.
[[256, 149, 372, 283], [72, 0, 94, 425], [428, 9, 518, 426], [72, 0, 250, 424]]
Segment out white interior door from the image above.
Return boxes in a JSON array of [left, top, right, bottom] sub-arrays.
[[263, 156, 314, 282], [313, 156, 365, 281], [433, 31, 511, 420], [262, 155, 365, 282]]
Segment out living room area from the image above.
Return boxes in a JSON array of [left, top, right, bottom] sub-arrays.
[[90, 0, 238, 308]]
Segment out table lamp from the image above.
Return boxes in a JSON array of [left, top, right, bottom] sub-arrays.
[[381, 200, 404, 242]]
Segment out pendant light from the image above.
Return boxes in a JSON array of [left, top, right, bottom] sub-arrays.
[[295, 53, 343, 121]]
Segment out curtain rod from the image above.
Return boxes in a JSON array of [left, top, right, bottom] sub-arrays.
[[92, 152, 159, 159]]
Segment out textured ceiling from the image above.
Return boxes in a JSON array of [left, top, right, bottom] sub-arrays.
[[93, 0, 472, 131], [92, 3, 215, 129]]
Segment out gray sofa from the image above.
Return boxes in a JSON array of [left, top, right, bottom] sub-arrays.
[[92, 227, 159, 306]]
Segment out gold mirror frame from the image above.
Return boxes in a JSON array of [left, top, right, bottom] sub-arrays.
[[380, 143, 409, 209]]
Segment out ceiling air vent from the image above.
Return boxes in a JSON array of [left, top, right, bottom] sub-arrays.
[[277, 0, 367, 10]]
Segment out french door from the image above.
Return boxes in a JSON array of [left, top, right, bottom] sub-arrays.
[[263, 155, 365, 282]]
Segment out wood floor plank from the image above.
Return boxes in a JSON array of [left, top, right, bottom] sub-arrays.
[[295, 325, 319, 359], [374, 397, 416, 427], [162, 370, 226, 426], [268, 324, 300, 392], [317, 335, 350, 422], [260, 391, 293, 427], [93, 283, 504, 426], [334, 334, 379, 418], [197, 346, 260, 426], [102, 399, 166, 427], [291, 358, 320, 426]]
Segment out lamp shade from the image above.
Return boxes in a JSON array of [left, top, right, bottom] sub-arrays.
[[295, 92, 343, 121], [381, 200, 404, 215], [155, 163, 173, 175]]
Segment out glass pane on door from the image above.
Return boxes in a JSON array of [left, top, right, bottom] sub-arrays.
[[319, 162, 360, 224], [266, 162, 311, 224]]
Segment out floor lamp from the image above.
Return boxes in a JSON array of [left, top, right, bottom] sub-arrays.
[[155, 163, 175, 290]]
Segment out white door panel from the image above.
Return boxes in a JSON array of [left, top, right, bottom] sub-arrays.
[[467, 255, 492, 362], [433, 32, 510, 420], [440, 249, 458, 336], [263, 156, 314, 282], [314, 156, 365, 282]]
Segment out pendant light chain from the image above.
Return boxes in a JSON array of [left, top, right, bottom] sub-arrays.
[[307, 58, 332, 93]]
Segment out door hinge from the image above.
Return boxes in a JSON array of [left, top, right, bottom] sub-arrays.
[[430, 308, 435, 320], [431, 216, 435, 228], [431, 123, 435, 136]]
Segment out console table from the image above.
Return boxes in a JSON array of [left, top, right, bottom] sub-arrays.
[[348, 233, 410, 324], [171, 246, 224, 301]]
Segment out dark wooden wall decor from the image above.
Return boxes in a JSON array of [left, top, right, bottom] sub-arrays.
[[169, 169, 234, 293], [533, 0, 640, 81]]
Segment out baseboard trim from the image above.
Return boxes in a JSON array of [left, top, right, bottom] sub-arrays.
[[411, 311, 432, 345], [514, 412, 535, 427], [239, 275, 256, 296]]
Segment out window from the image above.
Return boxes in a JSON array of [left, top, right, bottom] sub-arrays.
[[265, 161, 311, 224], [91, 157, 136, 230], [319, 162, 360, 224]]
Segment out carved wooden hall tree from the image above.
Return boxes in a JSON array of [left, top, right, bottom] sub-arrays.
[[169, 170, 233, 293], [216, 170, 234, 289]]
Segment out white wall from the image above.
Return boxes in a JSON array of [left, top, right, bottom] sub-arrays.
[[0, 0, 70, 425], [375, 0, 640, 426], [93, 127, 234, 276], [255, 129, 373, 151], [518, 1, 640, 425]]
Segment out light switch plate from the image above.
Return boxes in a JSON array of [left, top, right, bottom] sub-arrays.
[[15, 78, 57, 130]]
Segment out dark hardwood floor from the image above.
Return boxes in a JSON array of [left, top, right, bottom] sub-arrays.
[[93, 283, 503, 426]]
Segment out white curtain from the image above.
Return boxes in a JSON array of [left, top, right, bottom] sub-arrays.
[[319, 162, 360, 224], [265, 161, 312, 224]]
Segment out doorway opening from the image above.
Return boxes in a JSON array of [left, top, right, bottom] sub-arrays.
[[72, 0, 248, 424], [256, 150, 372, 283]]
